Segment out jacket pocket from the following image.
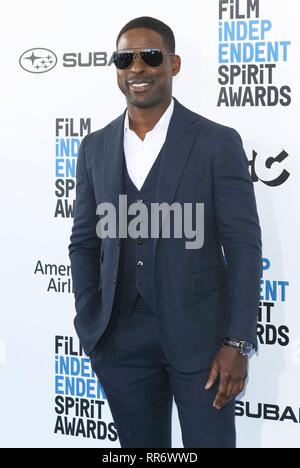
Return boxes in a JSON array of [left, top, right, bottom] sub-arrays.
[[192, 266, 228, 294]]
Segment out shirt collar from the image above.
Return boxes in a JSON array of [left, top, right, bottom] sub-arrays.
[[124, 98, 174, 136]]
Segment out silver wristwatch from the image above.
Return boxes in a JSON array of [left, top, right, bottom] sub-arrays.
[[223, 337, 254, 356]]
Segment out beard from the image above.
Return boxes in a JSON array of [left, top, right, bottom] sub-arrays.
[[118, 78, 167, 109]]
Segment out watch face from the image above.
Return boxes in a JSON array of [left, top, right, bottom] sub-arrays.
[[241, 342, 253, 355]]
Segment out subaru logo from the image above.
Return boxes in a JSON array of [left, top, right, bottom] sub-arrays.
[[19, 48, 57, 74]]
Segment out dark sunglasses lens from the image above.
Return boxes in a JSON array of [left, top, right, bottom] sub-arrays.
[[140, 50, 163, 67], [113, 52, 134, 69]]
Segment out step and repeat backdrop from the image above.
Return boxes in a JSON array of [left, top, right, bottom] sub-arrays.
[[0, 0, 299, 448]]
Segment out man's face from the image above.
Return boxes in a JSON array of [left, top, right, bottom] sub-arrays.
[[116, 28, 180, 109]]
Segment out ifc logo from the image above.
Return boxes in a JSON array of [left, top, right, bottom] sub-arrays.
[[19, 48, 57, 73]]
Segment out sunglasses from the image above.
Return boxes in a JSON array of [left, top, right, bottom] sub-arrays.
[[113, 48, 173, 69]]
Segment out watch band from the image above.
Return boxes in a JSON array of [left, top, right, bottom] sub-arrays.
[[223, 337, 254, 356]]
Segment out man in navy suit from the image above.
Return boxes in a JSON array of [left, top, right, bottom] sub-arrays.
[[69, 16, 262, 448]]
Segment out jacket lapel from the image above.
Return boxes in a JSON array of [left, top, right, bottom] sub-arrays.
[[153, 99, 201, 252], [104, 112, 126, 234], [154, 98, 200, 205]]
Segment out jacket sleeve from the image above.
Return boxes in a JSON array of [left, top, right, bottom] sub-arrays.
[[68, 134, 101, 302], [213, 127, 262, 348]]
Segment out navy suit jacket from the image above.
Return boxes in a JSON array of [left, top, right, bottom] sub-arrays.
[[69, 98, 262, 372]]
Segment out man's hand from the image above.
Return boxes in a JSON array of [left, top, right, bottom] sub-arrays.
[[205, 346, 248, 410]]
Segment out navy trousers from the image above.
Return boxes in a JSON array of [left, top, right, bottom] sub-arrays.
[[89, 293, 236, 448]]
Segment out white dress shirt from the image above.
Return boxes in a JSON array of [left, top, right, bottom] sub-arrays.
[[123, 98, 174, 191]]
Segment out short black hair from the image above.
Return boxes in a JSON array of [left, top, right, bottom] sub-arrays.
[[116, 16, 175, 53]]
